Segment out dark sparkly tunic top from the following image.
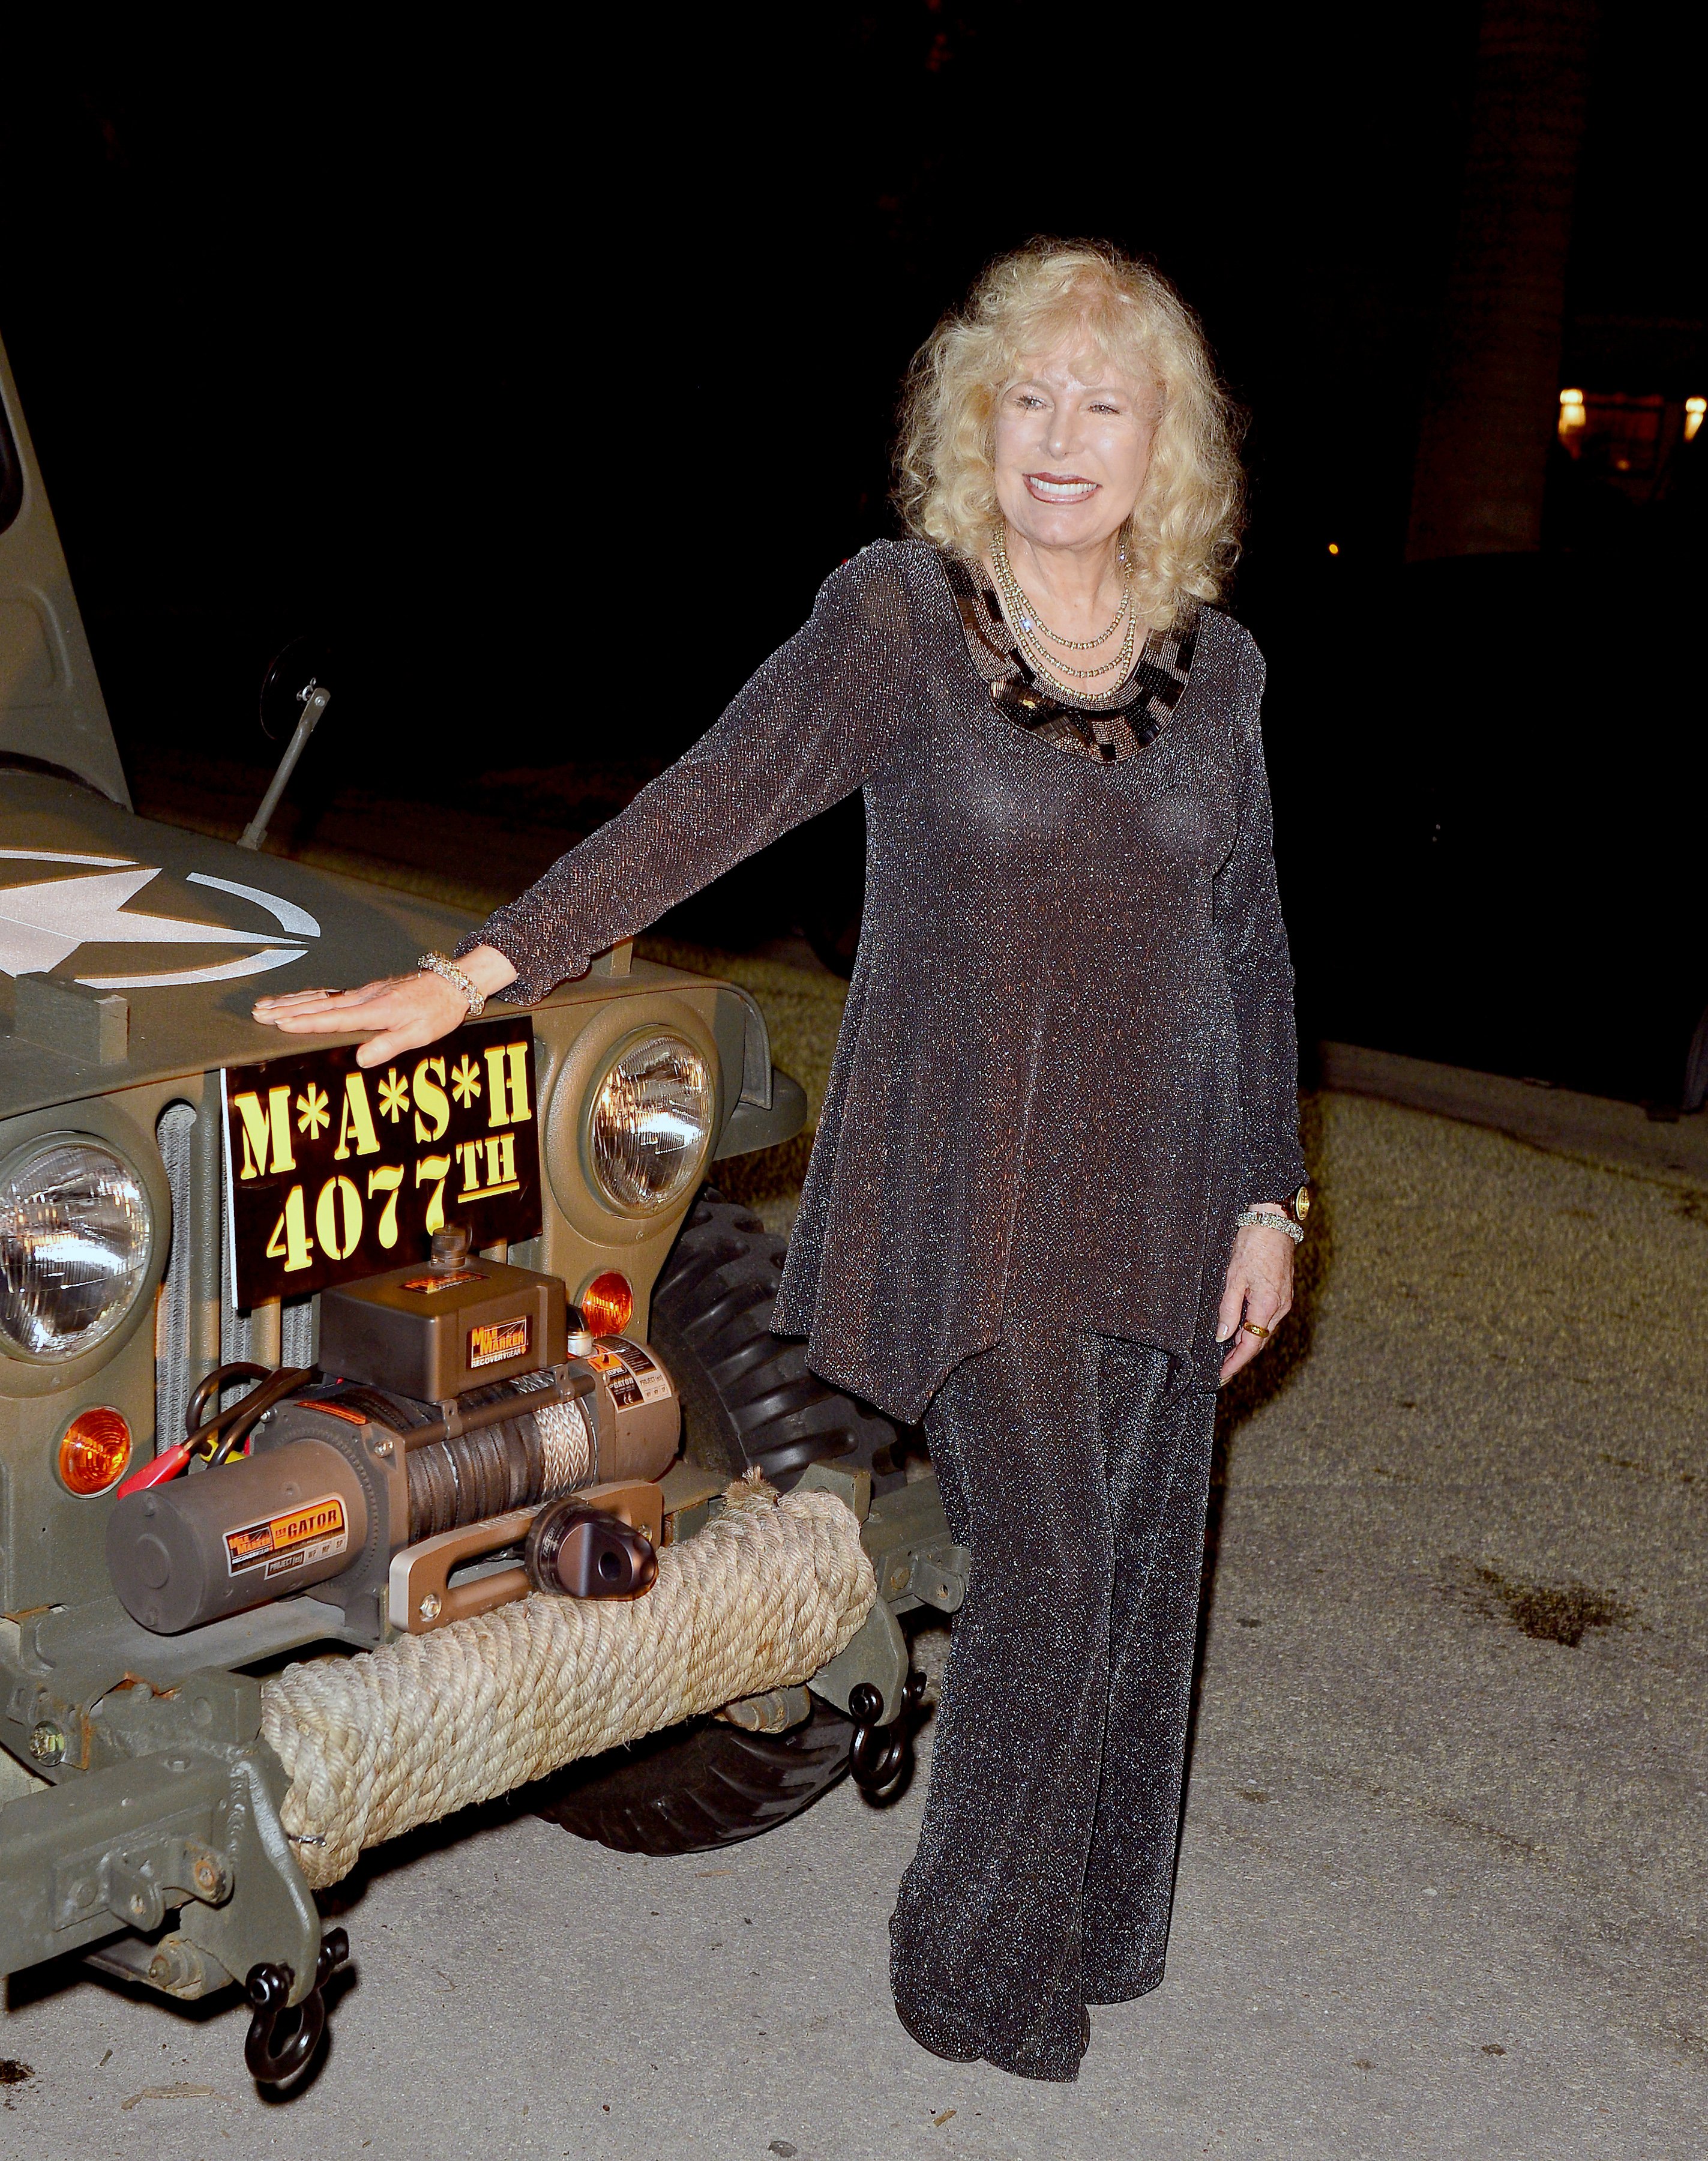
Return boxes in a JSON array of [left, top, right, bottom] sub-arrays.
[[461, 540, 1306, 1421]]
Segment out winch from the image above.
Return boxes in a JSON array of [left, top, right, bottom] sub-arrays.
[[106, 1230, 679, 1640]]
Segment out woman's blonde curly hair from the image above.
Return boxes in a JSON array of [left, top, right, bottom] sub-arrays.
[[895, 240, 1245, 629]]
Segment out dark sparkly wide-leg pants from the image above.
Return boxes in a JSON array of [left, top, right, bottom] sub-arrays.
[[888, 1334, 1218, 2081]]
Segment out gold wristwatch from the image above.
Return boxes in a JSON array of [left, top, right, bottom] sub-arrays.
[[1247, 1186, 1312, 1230]]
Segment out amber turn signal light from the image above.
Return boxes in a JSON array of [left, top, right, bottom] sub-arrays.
[[580, 1271, 634, 1337], [58, 1408, 132, 1496]]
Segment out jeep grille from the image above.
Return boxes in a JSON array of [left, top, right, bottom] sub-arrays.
[[154, 1094, 316, 1452]]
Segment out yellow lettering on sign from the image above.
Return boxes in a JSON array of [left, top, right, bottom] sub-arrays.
[[233, 1087, 296, 1180], [314, 1175, 363, 1261], [415, 1153, 451, 1234], [332, 1071, 381, 1161], [450, 1132, 521, 1201], [412, 1056, 450, 1142], [484, 1042, 532, 1129], [367, 1163, 404, 1247], [455, 1138, 484, 1199], [263, 1185, 314, 1273], [483, 1133, 520, 1195]]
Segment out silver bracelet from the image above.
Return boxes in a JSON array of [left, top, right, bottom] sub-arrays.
[[418, 951, 485, 1018], [1236, 1207, 1304, 1244]]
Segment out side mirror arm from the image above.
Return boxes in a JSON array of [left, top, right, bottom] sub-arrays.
[[237, 683, 331, 852]]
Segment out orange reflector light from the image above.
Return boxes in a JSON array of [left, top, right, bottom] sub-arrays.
[[58, 1408, 132, 1496], [581, 1271, 634, 1337]]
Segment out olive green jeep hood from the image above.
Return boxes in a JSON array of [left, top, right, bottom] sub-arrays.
[[0, 770, 478, 1117]]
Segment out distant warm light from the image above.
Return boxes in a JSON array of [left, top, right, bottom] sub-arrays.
[[1686, 396, 1706, 443], [1557, 387, 1586, 442], [1327, 542, 1340, 555]]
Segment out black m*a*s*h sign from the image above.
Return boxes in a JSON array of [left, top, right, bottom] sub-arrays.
[[221, 1016, 543, 1307]]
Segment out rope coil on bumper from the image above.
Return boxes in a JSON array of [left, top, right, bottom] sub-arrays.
[[258, 1475, 875, 1889]]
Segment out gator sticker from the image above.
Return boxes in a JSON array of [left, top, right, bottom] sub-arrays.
[[594, 1336, 673, 1409], [225, 1495, 348, 1579], [469, 1315, 531, 1369]]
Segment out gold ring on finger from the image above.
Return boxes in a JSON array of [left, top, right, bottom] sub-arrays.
[[1241, 1319, 1271, 1340]]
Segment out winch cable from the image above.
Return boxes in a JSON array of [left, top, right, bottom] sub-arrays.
[[308, 1372, 597, 1540]]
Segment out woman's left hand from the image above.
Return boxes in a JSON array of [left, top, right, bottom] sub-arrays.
[[1216, 1219, 1296, 1382]]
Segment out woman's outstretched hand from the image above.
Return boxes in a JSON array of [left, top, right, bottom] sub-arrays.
[[251, 945, 519, 1069], [1216, 1216, 1296, 1383]]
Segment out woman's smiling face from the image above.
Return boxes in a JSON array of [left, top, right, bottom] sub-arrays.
[[991, 345, 1157, 553]]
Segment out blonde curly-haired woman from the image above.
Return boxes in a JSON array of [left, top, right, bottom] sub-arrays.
[[255, 241, 1309, 2082]]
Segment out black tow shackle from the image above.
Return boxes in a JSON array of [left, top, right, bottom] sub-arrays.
[[847, 1669, 927, 1794], [244, 1927, 349, 2087], [526, 1497, 658, 1599]]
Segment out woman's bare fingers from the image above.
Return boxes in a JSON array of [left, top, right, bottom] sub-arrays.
[[1216, 1221, 1297, 1384], [253, 979, 421, 1031], [1219, 1284, 1293, 1379], [250, 989, 334, 1011], [250, 972, 468, 1058], [255, 1002, 397, 1036], [1220, 1319, 1269, 1381], [253, 977, 407, 1020], [1239, 1268, 1292, 1331], [1217, 1265, 1258, 1379]]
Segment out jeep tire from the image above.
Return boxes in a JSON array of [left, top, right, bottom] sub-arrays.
[[538, 1189, 897, 1853], [647, 1187, 898, 1493]]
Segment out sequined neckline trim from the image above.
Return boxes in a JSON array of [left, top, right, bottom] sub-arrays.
[[936, 550, 1198, 765]]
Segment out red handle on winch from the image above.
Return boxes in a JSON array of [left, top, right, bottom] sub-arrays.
[[115, 1442, 193, 1498]]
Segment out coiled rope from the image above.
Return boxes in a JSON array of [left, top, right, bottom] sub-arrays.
[[259, 1474, 874, 1890]]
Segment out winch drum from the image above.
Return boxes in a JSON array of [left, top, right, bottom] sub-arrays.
[[106, 1342, 678, 1636]]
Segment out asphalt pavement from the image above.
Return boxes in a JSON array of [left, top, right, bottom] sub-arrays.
[[2, 1084, 1703, 2161]]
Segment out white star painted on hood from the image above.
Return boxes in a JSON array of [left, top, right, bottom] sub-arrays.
[[75, 947, 308, 989], [0, 861, 320, 987], [185, 871, 320, 938]]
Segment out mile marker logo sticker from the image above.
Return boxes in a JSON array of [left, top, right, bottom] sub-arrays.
[[224, 1495, 349, 1580], [469, 1315, 531, 1369]]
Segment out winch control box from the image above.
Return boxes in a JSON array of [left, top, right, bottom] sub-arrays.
[[318, 1246, 568, 1399]]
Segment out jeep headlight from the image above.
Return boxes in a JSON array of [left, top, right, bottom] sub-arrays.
[[0, 1139, 152, 1360], [586, 1034, 714, 1212]]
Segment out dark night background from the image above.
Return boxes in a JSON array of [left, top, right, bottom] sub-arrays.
[[1, 4, 1702, 1103]]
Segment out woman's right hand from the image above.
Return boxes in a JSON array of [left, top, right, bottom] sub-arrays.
[[252, 945, 519, 1068]]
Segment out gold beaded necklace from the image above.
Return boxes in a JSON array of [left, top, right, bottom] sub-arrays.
[[990, 528, 1137, 690], [991, 526, 1131, 651], [1006, 601, 1136, 693]]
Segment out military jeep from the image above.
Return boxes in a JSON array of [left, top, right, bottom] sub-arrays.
[[0, 337, 960, 2088]]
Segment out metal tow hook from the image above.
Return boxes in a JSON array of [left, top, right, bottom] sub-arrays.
[[243, 1927, 349, 2087], [847, 1670, 927, 1794]]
